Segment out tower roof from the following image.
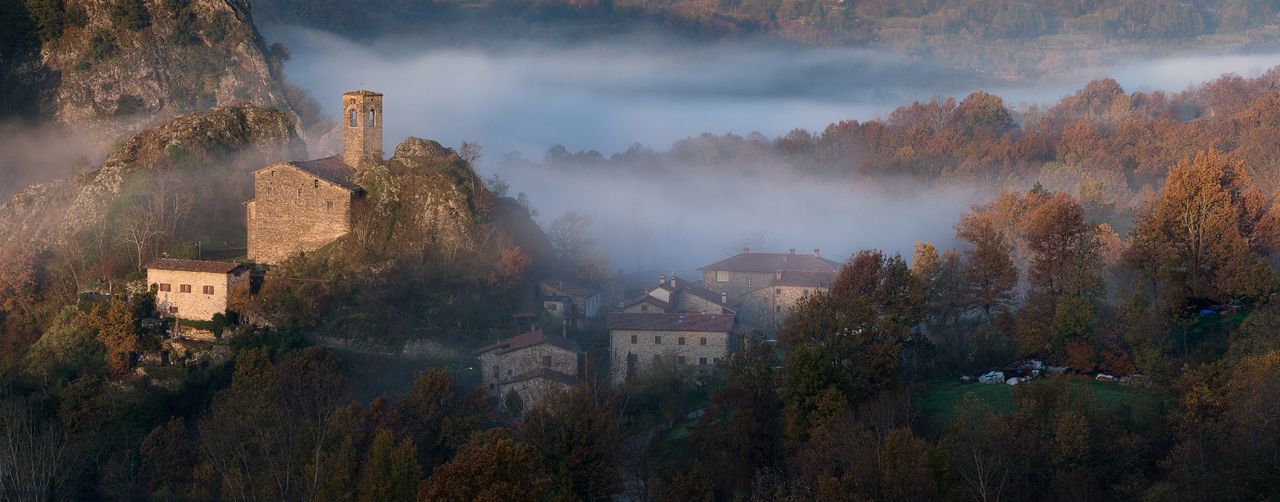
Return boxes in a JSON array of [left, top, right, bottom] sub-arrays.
[[343, 89, 383, 97]]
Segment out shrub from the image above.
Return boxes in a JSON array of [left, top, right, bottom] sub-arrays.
[[87, 30, 116, 61], [111, 0, 150, 31]]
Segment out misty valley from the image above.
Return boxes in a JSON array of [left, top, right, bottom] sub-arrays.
[[4, 1, 1280, 501]]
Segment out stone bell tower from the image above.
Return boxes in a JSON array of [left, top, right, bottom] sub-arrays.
[[342, 90, 384, 168]]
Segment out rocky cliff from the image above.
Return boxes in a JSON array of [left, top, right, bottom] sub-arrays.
[[0, 104, 304, 251], [3, 0, 309, 143]]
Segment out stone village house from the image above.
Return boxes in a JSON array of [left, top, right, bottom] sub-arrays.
[[476, 328, 581, 412], [699, 248, 838, 334], [538, 279, 600, 328], [623, 275, 737, 315], [608, 312, 737, 385], [145, 258, 249, 322], [246, 90, 384, 264]]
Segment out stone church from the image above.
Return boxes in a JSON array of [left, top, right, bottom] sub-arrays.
[[246, 90, 383, 264]]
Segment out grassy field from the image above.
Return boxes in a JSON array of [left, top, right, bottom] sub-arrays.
[[918, 376, 1162, 435]]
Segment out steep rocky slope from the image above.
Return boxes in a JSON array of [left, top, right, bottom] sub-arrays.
[[3, 0, 312, 143], [0, 104, 304, 251]]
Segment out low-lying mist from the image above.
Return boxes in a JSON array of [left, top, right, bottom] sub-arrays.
[[499, 161, 984, 272], [0, 122, 104, 199], [270, 28, 1280, 269]]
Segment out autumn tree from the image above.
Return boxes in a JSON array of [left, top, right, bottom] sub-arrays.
[[397, 368, 492, 471], [418, 429, 552, 501], [1127, 148, 1279, 309], [693, 341, 783, 498], [520, 385, 622, 501], [358, 430, 420, 502], [956, 213, 1018, 318]]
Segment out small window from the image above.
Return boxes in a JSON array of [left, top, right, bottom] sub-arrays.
[[180, 284, 191, 293], [349, 110, 357, 127], [654, 336, 662, 345], [368, 109, 376, 127], [700, 337, 707, 346], [548, 303, 558, 312], [678, 337, 685, 345], [747, 277, 755, 287], [203, 286, 214, 295], [159, 283, 171, 292], [630, 335, 637, 344], [326, 201, 334, 210], [716, 270, 729, 282], [776, 305, 782, 313], [489, 383, 495, 390], [653, 354, 661, 362], [542, 355, 551, 367], [297, 188, 303, 197], [776, 288, 782, 294], [699, 357, 708, 365], [313, 179, 319, 188], [640, 304, 648, 312], [678, 356, 686, 364], [507, 369, 512, 376], [169, 306, 178, 314]]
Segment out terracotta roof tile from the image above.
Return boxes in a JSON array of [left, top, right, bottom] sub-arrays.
[[608, 313, 735, 333], [145, 258, 245, 274], [476, 328, 581, 356], [774, 270, 837, 288], [289, 156, 361, 191], [699, 252, 839, 274], [626, 296, 671, 311]]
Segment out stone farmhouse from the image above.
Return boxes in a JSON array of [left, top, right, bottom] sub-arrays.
[[145, 258, 249, 321], [539, 279, 600, 328], [608, 312, 736, 385], [623, 275, 736, 315], [699, 248, 839, 333], [246, 90, 383, 264], [476, 328, 581, 411]]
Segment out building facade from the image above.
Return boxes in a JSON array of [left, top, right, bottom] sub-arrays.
[[699, 249, 839, 334], [608, 312, 736, 385], [145, 258, 249, 321], [246, 90, 383, 265], [476, 328, 580, 410], [538, 279, 600, 327]]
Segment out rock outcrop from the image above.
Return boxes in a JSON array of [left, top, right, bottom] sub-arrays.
[[0, 105, 304, 249], [4, 0, 306, 145]]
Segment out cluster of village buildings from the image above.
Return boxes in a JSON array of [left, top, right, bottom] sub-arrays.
[[141, 90, 843, 411]]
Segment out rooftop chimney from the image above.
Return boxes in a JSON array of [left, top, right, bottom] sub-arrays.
[[720, 292, 728, 304], [670, 277, 677, 288], [775, 271, 783, 280], [813, 248, 821, 257], [742, 247, 750, 254], [659, 274, 666, 286]]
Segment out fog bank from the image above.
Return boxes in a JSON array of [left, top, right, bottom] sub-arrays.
[[269, 27, 1280, 269]]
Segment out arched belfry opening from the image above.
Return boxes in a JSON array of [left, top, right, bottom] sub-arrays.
[[341, 90, 384, 168]]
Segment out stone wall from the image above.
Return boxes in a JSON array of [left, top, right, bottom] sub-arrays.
[[479, 344, 578, 394], [148, 269, 246, 321], [247, 164, 356, 264], [498, 377, 570, 412], [609, 329, 732, 385], [702, 270, 776, 300], [739, 285, 827, 335]]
